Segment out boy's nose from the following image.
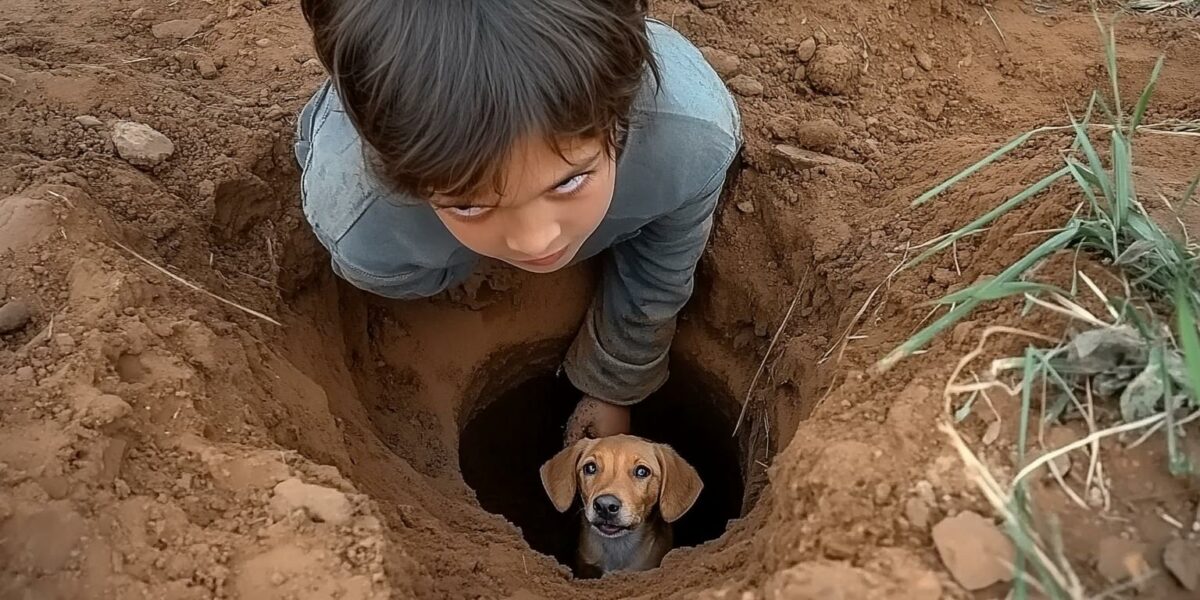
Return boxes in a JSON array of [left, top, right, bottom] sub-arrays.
[[506, 220, 562, 258]]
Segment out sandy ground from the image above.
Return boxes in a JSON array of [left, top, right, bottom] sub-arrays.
[[2, 0, 1200, 598]]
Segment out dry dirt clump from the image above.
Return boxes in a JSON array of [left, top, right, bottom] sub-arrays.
[[3, 0, 1200, 599]]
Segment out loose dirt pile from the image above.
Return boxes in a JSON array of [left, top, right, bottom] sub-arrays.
[[2, 0, 1200, 598]]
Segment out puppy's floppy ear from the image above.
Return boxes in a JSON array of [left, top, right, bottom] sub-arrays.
[[655, 444, 703, 523], [540, 439, 592, 513]]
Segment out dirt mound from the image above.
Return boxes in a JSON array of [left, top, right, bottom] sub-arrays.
[[3, 0, 1200, 598]]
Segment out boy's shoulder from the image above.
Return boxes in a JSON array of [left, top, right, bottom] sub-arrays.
[[637, 20, 740, 144]]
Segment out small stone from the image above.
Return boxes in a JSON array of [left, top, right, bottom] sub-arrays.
[[806, 44, 860, 96], [74, 115, 104, 129], [699, 47, 741, 78], [793, 119, 847, 150], [151, 19, 203, 40], [736, 201, 755, 214], [770, 144, 848, 171], [52, 333, 75, 352], [271, 478, 353, 525], [0, 300, 33, 334], [269, 571, 287, 586], [905, 497, 931, 529], [1097, 537, 1150, 583], [902, 66, 916, 80], [79, 394, 132, 427], [130, 7, 146, 20], [16, 366, 35, 382], [693, 0, 723, 8], [195, 57, 218, 79], [111, 121, 175, 168], [932, 511, 1015, 591], [255, 38, 271, 48], [726, 74, 764, 97], [915, 480, 936, 505], [915, 51, 934, 72], [796, 37, 817, 62], [747, 44, 762, 58], [874, 482, 892, 504], [1164, 539, 1200, 591], [766, 116, 799, 140]]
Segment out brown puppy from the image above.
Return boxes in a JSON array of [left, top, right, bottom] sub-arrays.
[[540, 434, 703, 578]]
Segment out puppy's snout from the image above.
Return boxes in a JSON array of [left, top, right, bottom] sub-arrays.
[[593, 494, 622, 517]]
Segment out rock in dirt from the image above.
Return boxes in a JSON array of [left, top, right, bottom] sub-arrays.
[[932, 511, 1014, 591], [904, 497, 931, 529], [770, 145, 849, 171], [76, 392, 132, 427], [151, 19, 203, 40], [1097, 537, 1150, 583], [195, 56, 219, 79], [699, 47, 741, 78], [793, 119, 847, 150], [693, 0, 724, 8], [271, 478, 353, 525], [736, 201, 755, 214], [1164, 539, 1200, 591], [796, 37, 817, 62], [727, 74, 764, 97], [914, 50, 934, 72], [112, 121, 175, 167], [0, 299, 33, 334], [806, 44, 860, 96], [0, 192, 57, 254], [74, 115, 104, 129]]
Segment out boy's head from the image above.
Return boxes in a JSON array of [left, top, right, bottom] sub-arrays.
[[301, 0, 657, 272]]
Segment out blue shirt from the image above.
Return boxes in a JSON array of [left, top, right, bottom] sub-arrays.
[[294, 19, 741, 403]]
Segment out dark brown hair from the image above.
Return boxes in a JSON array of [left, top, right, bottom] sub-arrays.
[[300, 0, 658, 200]]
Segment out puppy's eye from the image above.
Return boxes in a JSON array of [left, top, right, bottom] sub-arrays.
[[634, 466, 651, 479], [582, 462, 598, 475]]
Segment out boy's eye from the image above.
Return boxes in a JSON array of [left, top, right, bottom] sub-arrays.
[[444, 206, 492, 219], [634, 466, 651, 479], [582, 462, 598, 476], [553, 173, 589, 195]]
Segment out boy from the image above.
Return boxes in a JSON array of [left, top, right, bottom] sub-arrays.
[[294, 0, 741, 445]]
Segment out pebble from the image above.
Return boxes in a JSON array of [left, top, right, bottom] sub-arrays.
[[693, 0, 724, 8], [932, 511, 1015, 591], [736, 201, 755, 214], [195, 57, 219, 79], [255, 38, 271, 48], [270, 478, 353, 525], [151, 19, 203, 40], [16, 366, 35, 382], [699, 47, 741, 78], [902, 66, 916, 80], [1097, 537, 1150, 583], [726, 74, 764, 97], [806, 44, 860, 96], [111, 121, 175, 168], [796, 37, 817, 62], [1164, 539, 1200, 591], [74, 115, 104, 129], [770, 144, 847, 171], [0, 300, 33, 334], [747, 44, 762, 58], [915, 50, 934, 72], [905, 497, 931, 529], [766, 116, 799, 140]]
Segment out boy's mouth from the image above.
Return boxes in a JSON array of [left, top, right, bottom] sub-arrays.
[[515, 246, 569, 267]]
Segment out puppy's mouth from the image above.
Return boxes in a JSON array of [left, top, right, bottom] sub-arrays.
[[591, 522, 632, 538]]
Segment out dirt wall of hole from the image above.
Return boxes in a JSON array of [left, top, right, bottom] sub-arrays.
[[261, 222, 829, 596]]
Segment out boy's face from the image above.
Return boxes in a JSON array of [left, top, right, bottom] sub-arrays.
[[430, 136, 616, 273]]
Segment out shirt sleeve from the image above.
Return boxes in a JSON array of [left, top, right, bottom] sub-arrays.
[[328, 251, 477, 300], [562, 168, 726, 405]]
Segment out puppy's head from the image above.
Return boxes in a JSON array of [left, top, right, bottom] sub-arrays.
[[540, 434, 702, 539]]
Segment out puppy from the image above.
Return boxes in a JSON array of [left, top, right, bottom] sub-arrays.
[[539, 434, 702, 578]]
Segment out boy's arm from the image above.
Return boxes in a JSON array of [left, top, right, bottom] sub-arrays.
[[328, 254, 477, 300], [562, 170, 725, 405]]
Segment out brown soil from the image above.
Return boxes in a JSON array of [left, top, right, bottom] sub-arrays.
[[2, 0, 1200, 599]]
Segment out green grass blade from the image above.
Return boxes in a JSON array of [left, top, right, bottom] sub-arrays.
[[1103, 23, 1123, 130], [1111, 131, 1133, 233], [1065, 159, 1103, 215], [1130, 56, 1165, 131], [912, 128, 1054, 207], [1184, 171, 1199, 205], [903, 167, 1071, 271], [1069, 118, 1114, 214], [934, 282, 1065, 305], [878, 224, 1080, 370], [1176, 278, 1200, 410]]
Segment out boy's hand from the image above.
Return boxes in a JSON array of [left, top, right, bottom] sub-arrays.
[[564, 396, 630, 446]]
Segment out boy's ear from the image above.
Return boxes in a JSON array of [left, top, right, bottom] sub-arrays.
[[540, 439, 593, 513], [655, 444, 703, 523]]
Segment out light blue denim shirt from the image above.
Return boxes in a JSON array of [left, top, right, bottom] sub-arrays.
[[294, 19, 741, 404]]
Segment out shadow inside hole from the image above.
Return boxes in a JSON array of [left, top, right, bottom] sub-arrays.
[[458, 362, 745, 574]]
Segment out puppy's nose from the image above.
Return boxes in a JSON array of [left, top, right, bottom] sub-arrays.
[[593, 494, 622, 516]]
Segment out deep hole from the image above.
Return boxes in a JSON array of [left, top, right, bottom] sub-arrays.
[[459, 360, 745, 575]]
